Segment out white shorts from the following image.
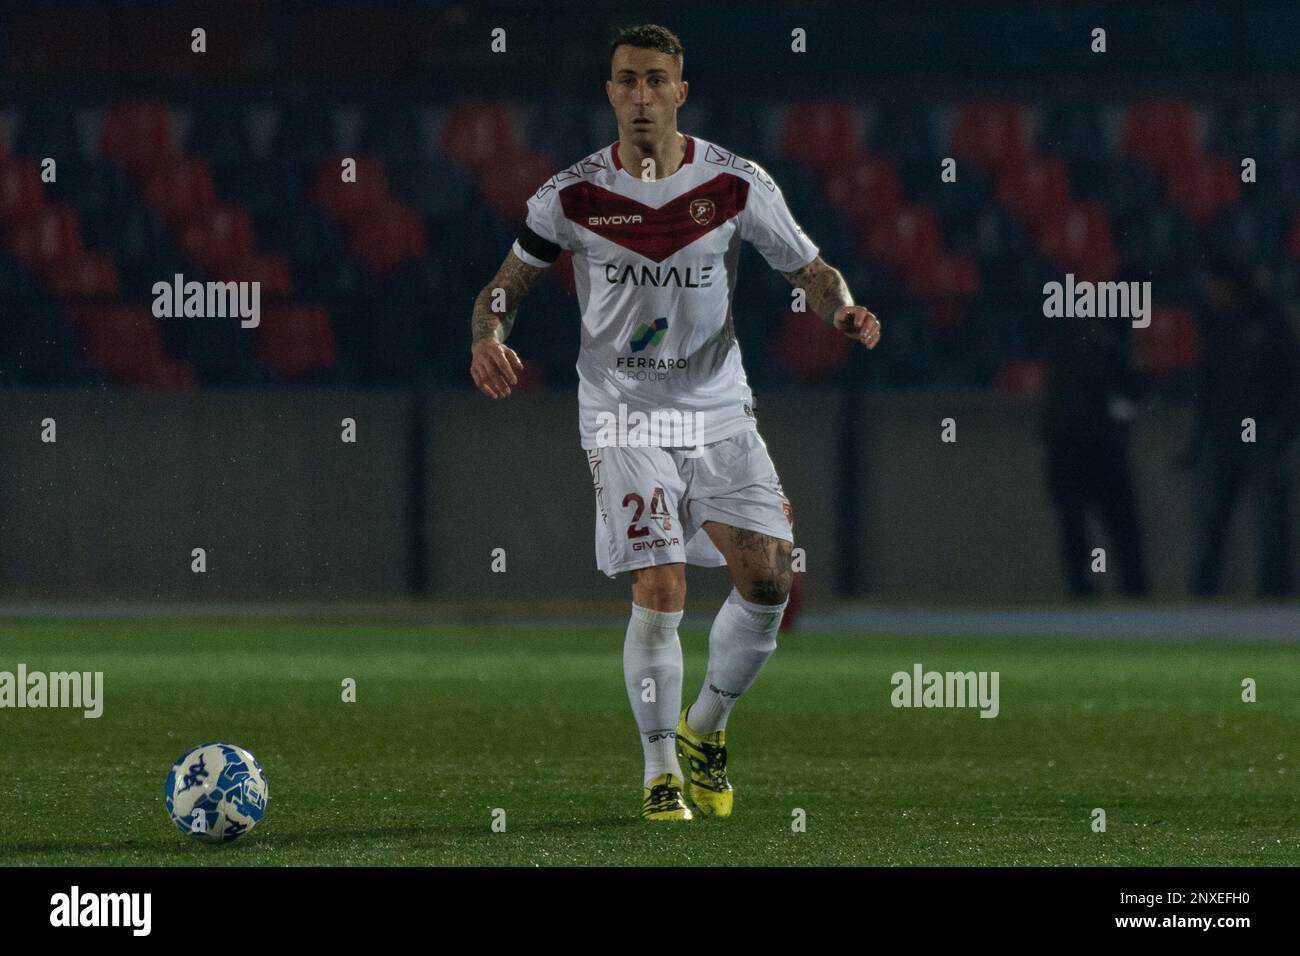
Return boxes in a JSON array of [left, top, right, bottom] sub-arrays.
[[585, 427, 794, 577]]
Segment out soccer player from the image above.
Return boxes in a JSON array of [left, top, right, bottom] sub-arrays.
[[469, 24, 880, 821]]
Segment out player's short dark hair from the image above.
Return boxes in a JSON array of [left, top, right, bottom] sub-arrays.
[[610, 24, 684, 78]]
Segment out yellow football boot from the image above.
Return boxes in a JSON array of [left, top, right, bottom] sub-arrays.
[[640, 773, 693, 821], [676, 709, 734, 817]]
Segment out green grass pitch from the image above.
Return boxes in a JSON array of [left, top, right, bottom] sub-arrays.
[[1, 620, 1296, 865]]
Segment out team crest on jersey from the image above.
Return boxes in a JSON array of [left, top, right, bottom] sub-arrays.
[[689, 198, 716, 225]]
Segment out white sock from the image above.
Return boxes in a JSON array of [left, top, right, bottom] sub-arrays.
[[624, 603, 685, 786], [686, 588, 786, 734]]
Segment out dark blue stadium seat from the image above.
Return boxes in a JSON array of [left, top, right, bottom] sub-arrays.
[[869, 108, 936, 164], [1039, 107, 1109, 165], [271, 103, 339, 164], [14, 104, 85, 160], [187, 104, 257, 166], [388, 161, 472, 219]]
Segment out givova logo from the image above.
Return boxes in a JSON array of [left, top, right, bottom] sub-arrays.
[[630, 317, 668, 352]]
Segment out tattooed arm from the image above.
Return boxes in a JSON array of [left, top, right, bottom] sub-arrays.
[[781, 255, 882, 349], [470, 250, 545, 398]]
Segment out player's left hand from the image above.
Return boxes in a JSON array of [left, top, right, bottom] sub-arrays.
[[833, 305, 881, 349]]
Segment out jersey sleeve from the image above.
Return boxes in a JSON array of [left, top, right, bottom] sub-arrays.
[[738, 164, 820, 273], [511, 178, 569, 269]]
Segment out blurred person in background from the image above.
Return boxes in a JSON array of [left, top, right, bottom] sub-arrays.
[[1182, 258, 1300, 598], [1039, 282, 1151, 598]]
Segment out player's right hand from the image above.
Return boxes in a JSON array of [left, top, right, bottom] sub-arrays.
[[470, 339, 524, 399]]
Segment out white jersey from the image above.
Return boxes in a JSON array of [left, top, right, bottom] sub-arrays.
[[511, 133, 819, 449]]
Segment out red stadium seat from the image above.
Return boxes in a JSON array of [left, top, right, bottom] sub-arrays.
[[311, 156, 390, 225], [912, 253, 982, 298], [255, 307, 337, 381], [0, 157, 45, 221], [866, 205, 943, 283], [101, 102, 181, 178], [480, 152, 554, 220], [996, 156, 1072, 230], [7, 204, 83, 270], [1038, 202, 1117, 280], [441, 102, 524, 174], [43, 252, 120, 298], [914, 254, 981, 330], [825, 157, 902, 227], [953, 102, 1029, 175], [1140, 307, 1200, 375], [773, 309, 852, 383], [1165, 156, 1241, 226], [142, 158, 218, 227], [1122, 101, 1199, 175], [223, 253, 294, 297], [347, 203, 427, 277], [780, 103, 863, 176], [78, 306, 194, 386], [179, 205, 258, 271]]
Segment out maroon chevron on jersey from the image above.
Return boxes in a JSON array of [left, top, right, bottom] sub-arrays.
[[511, 133, 819, 450]]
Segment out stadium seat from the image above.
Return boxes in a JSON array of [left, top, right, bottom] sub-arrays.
[[1164, 156, 1241, 226], [346, 203, 427, 277], [43, 252, 120, 299], [869, 108, 936, 164], [272, 102, 340, 165], [142, 158, 219, 228], [1140, 307, 1200, 376], [866, 205, 943, 285], [953, 102, 1030, 175], [14, 105, 84, 160], [996, 156, 1072, 230], [441, 102, 524, 175], [227, 253, 294, 297], [311, 156, 390, 225], [780, 103, 863, 177], [1122, 101, 1199, 175], [187, 104, 257, 166], [1207, 105, 1280, 158], [772, 309, 851, 383], [100, 103, 181, 178], [1038, 107, 1108, 165], [1037, 202, 1117, 280], [179, 205, 258, 272], [254, 307, 337, 382], [7, 204, 84, 273], [0, 156, 45, 221], [75, 305, 196, 386], [49, 161, 136, 221], [479, 152, 554, 221], [388, 160, 472, 219], [824, 157, 902, 227], [358, 105, 429, 166]]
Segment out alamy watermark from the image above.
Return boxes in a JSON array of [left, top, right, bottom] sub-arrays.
[[0, 665, 103, 718], [152, 273, 260, 328], [1042, 273, 1151, 328], [50, 886, 150, 936], [891, 663, 1000, 718], [594, 403, 706, 457]]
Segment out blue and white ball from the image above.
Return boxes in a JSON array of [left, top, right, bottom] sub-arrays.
[[164, 742, 268, 843]]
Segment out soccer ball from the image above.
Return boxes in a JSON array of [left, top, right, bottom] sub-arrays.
[[164, 742, 268, 843]]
